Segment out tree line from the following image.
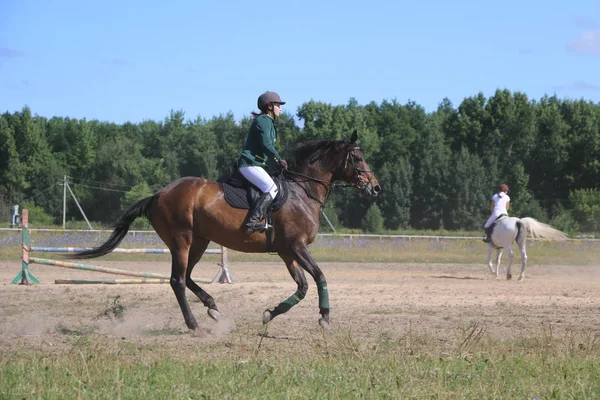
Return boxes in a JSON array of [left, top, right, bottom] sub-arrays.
[[1, 89, 600, 234]]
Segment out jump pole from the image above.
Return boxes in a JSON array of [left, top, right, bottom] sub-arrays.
[[12, 209, 233, 284], [55, 278, 170, 284]]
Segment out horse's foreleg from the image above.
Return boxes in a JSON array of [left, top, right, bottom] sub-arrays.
[[291, 246, 330, 330], [263, 253, 308, 325], [487, 245, 495, 274], [186, 238, 220, 321], [517, 238, 528, 281], [170, 247, 198, 330], [495, 249, 503, 279]]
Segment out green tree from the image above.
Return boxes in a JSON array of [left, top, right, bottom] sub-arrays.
[[376, 158, 412, 230], [0, 115, 28, 203], [410, 113, 451, 229], [362, 203, 384, 233], [178, 117, 219, 179], [444, 147, 488, 230], [569, 189, 600, 233]]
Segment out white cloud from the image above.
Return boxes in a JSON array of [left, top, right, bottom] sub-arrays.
[[112, 58, 131, 66], [552, 80, 600, 93], [568, 30, 600, 55], [0, 47, 25, 58]]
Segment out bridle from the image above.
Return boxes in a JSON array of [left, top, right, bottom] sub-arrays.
[[338, 146, 375, 191], [282, 143, 374, 207]]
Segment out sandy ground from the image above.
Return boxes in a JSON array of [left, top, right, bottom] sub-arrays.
[[1, 259, 599, 357]]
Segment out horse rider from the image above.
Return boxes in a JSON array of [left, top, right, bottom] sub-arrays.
[[483, 183, 511, 243], [236, 91, 288, 233]]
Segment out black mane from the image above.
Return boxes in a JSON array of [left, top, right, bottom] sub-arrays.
[[288, 139, 339, 169]]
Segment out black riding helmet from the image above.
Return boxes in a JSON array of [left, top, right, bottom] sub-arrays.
[[257, 91, 286, 112]]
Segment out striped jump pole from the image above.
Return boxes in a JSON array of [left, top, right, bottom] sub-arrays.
[[12, 209, 233, 284], [55, 278, 170, 284]]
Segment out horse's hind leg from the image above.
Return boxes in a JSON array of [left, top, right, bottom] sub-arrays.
[[263, 253, 308, 325], [505, 246, 515, 280], [517, 237, 528, 281], [186, 238, 220, 321], [169, 244, 199, 330]]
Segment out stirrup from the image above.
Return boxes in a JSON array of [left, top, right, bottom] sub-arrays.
[[246, 221, 272, 233]]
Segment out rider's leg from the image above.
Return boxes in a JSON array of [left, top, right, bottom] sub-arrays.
[[239, 166, 278, 232], [483, 214, 496, 243]]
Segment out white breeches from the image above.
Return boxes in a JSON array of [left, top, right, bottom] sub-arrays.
[[484, 211, 507, 228], [238, 166, 278, 198]]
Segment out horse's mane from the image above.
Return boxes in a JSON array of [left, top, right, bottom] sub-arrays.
[[288, 139, 339, 169]]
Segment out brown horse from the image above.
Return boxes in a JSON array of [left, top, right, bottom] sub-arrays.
[[72, 130, 381, 331]]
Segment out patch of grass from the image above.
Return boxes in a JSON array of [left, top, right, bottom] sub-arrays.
[[1, 327, 599, 399], [97, 296, 126, 321]]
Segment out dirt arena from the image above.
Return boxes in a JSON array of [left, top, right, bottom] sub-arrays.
[[1, 260, 599, 356]]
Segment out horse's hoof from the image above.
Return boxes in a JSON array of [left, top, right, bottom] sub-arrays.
[[507, 274, 512, 280], [207, 308, 220, 322], [318, 317, 330, 331], [262, 310, 272, 325]]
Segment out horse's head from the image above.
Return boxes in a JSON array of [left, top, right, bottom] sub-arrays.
[[332, 130, 381, 196], [289, 131, 381, 197]]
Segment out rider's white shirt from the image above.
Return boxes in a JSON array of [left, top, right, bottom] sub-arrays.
[[484, 192, 510, 228], [491, 193, 510, 216]]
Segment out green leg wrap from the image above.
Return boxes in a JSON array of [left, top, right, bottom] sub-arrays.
[[317, 281, 330, 310], [271, 290, 305, 317]]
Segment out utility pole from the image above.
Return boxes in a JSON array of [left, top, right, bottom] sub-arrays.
[[59, 175, 93, 230], [62, 175, 67, 229]]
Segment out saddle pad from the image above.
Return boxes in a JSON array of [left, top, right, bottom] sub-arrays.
[[221, 179, 289, 210]]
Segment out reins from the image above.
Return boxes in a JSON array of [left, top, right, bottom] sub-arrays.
[[282, 169, 331, 208], [281, 144, 370, 207]]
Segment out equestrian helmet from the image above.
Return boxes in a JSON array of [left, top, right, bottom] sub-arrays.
[[257, 91, 286, 110]]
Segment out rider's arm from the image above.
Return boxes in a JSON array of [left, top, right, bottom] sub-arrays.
[[505, 201, 510, 211], [489, 200, 495, 213]]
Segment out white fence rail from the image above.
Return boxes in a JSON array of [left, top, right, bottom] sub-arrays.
[[0, 228, 597, 241]]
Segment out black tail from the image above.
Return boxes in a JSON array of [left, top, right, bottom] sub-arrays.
[[72, 195, 155, 259]]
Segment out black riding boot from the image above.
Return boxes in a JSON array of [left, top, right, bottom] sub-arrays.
[[245, 192, 274, 233], [482, 226, 493, 243]]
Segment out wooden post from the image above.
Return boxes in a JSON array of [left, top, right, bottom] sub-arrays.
[[11, 210, 40, 284]]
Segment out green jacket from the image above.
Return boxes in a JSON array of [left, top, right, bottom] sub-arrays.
[[237, 114, 283, 169]]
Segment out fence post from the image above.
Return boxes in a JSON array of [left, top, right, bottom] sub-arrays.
[[11, 210, 40, 284]]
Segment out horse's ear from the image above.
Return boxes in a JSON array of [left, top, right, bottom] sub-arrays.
[[350, 129, 358, 144]]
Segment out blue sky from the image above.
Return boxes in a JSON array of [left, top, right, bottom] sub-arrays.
[[1, 0, 599, 124]]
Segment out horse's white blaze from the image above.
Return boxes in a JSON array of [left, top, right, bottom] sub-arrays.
[[487, 217, 567, 281]]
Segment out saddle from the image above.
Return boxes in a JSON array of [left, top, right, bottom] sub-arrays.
[[485, 214, 508, 246], [218, 171, 289, 252], [491, 214, 508, 228], [217, 171, 289, 211]]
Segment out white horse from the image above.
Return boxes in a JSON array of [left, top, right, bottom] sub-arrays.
[[487, 217, 567, 281]]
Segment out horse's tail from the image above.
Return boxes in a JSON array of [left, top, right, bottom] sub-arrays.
[[518, 217, 567, 240], [72, 195, 156, 259]]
